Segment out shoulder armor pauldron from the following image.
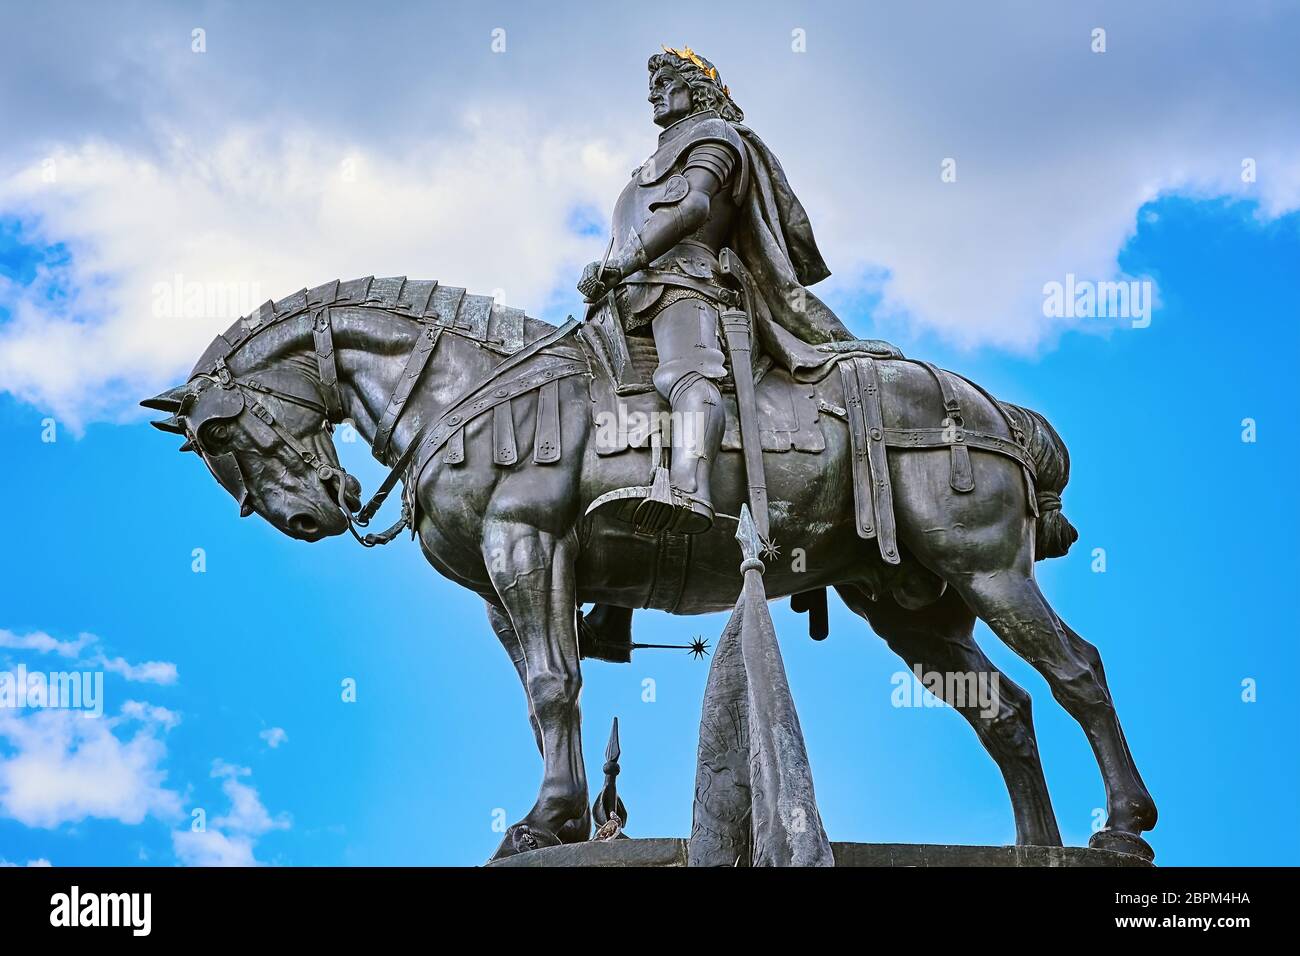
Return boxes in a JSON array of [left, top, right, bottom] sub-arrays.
[[638, 117, 747, 199]]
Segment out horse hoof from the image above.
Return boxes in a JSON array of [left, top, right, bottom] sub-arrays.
[[1089, 828, 1155, 863], [488, 823, 561, 862]]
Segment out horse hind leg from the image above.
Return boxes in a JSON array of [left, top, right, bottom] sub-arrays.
[[953, 568, 1158, 860], [837, 585, 1062, 847], [1059, 617, 1158, 851]]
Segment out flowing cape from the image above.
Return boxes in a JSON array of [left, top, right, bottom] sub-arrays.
[[732, 125, 854, 375]]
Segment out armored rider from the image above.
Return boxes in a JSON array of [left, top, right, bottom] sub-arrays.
[[578, 46, 897, 536]]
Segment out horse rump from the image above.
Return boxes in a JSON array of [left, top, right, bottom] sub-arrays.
[[1002, 402, 1079, 560]]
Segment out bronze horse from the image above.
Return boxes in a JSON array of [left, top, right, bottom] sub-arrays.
[[143, 277, 1157, 862]]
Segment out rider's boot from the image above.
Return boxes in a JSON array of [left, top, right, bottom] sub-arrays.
[[666, 372, 725, 534], [628, 299, 729, 535], [577, 604, 635, 662], [632, 370, 725, 535]]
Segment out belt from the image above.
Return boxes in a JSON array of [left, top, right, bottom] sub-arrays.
[[619, 270, 732, 303]]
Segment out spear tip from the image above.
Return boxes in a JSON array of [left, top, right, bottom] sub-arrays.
[[735, 504, 761, 561], [604, 716, 620, 764]]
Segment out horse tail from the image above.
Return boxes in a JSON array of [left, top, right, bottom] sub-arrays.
[[1003, 403, 1079, 560]]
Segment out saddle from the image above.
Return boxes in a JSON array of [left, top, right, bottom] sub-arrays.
[[581, 317, 830, 457], [577, 293, 1042, 567]]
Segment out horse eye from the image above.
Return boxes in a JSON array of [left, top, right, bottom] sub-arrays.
[[202, 421, 232, 447]]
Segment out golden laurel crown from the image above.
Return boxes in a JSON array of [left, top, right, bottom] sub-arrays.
[[661, 44, 730, 96]]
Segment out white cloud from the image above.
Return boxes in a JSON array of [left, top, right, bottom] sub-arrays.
[[0, 118, 633, 429], [120, 700, 181, 730], [0, 626, 280, 866], [209, 760, 288, 835], [0, 858, 53, 867], [0, 3, 1297, 426], [0, 629, 93, 659], [0, 627, 178, 685], [171, 760, 289, 867], [0, 703, 183, 828], [95, 655, 178, 686], [170, 828, 258, 868]]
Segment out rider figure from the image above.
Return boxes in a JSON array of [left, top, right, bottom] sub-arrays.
[[578, 46, 897, 537]]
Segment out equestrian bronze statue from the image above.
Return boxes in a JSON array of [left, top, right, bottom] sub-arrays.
[[142, 47, 1157, 864], [577, 46, 895, 536]]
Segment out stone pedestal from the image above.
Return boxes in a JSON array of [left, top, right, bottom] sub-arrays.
[[487, 838, 1153, 867]]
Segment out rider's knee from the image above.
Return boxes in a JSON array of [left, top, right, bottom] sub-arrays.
[[653, 353, 726, 399]]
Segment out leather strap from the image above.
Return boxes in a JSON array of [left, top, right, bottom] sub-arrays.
[[373, 324, 443, 462], [312, 308, 344, 423], [884, 427, 1037, 476], [443, 428, 465, 466], [839, 361, 877, 543], [533, 379, 561, 464], [935, 368, 1039, 516], [413, 358, 585, 479], [353, 317, 582, 526], [853, 357, 900, 565], [493, 402, 518, 465], [917, 360, 974, 493]]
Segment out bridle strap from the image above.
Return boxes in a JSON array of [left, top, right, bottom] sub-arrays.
[[373, 324, 443, 463], [210, 308, 581, 547], [228, 378, 407, 548], [312, 308, 344, 423], [237, 386, 339, 483], [236, 378, 327, 416]]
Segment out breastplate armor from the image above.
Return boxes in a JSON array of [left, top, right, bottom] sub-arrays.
[[610, 111, 748, 319]]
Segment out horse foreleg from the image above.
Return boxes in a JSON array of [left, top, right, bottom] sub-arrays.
[[483, 518, 589, 859], [837, 584, 1061, 847], [485, 600, 542, 755]]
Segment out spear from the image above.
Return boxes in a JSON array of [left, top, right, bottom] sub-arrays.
[[591, 717, 629, 840]]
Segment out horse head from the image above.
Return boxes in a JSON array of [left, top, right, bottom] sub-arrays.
[[142, 364, 360, 542]]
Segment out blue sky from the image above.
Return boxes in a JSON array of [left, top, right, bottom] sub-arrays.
[[1, 2, 1298, 866]]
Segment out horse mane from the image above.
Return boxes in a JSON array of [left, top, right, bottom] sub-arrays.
[[189, 276, 555, 379]]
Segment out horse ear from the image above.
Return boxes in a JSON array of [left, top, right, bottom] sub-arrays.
[[141, 384, 189, 412], [150, 415, 186, 435]]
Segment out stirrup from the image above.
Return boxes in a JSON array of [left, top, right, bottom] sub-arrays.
[[661, 492, 714, 535], [586, 466, 714, 536]]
